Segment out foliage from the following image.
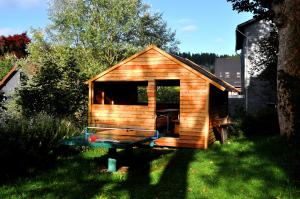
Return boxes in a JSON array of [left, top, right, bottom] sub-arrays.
[[17, 45, 87, 122], [176, 52, 217, 70], [0, 33, 30, 58], [175, 52, 239, 72], [0, 135, 299, 198], [46, 0, 179, 77], [0, 91, 6, 111], [248, 24, 278, 87], [227, 0, 275, 19], [240, 108, 280, 135], [0, 112, 80, 180], [0, 54, 16, 80], [156, 86, 180, 104]]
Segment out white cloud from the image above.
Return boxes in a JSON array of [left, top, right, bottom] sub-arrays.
[[176, 18, 198, 32], [0, 28, 18, 36], [177, 18, 192, 24], [215, 37, 224, 43], [0, 0, 44, 8], [180, 25, 198, 32]]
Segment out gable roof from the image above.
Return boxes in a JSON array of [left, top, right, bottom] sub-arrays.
[[236, 18, 260, 50], [86, 45, 239, 92], [0, 65, 17, 90]]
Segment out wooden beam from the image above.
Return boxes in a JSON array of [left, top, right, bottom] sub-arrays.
[[88, 81, 93, 125], [204, 82, 210, 149], [147, 80, 156, 130]]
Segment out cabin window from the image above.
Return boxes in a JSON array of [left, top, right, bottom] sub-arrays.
[[93, 81, 148, 105]]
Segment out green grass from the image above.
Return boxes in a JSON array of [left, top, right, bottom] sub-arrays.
[[0, 136, 299, 199]]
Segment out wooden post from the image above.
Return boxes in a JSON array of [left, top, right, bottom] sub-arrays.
[[88, 81, 93, 126], [204, 82, 210, 149], [101, 91, 105, 104], [108, 148, 117, 172], [147, 80, 156, 130]]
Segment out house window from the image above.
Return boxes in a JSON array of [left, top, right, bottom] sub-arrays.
[[237, 72, 241, 79], [225, 72, 230, 78]]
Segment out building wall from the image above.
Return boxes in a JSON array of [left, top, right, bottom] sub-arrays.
[[1, 70, 20, 99], [241, 20, 276, 114], [214, 58, 243, 117], [214, 58, 241, 88], [89, 48, 210, 148]]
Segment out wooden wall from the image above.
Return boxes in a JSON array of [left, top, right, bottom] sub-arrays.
[[89, 48, 210, 148], [208, 85, 229, 145]]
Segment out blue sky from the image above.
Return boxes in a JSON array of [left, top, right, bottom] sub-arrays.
[[0, 0, 252, 55]]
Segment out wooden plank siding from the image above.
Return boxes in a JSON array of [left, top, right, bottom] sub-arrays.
[[89, 48, 210, 148], [208, 85, 229, 145]]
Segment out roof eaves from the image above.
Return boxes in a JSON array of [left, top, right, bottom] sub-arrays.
[[171, 55, 239, 93], [0, 65, 17, 90]]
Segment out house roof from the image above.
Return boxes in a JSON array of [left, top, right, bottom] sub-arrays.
[[86, 45, 239, 92], [0, 65, 17, 90], [170, 54, 239, 92], [236, 18, 260, 50]]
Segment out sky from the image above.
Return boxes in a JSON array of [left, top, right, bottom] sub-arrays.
[[0, 0, 253, 55]]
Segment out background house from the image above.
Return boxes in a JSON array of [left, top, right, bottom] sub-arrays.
[[236, 18, 277, 114], [0, 66, 21, 100], [214, 58, 243, 117]]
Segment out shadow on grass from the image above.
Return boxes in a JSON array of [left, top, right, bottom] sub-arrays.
[[199, 135, 300, 198], [114, 149, 196, 199], [0, 147, 178, 199], [1, 136, 299, 199], [0, 146, 81, 185]]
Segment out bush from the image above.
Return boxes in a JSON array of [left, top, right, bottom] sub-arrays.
[[17, 48, 88, 124], [241, 108, 280, 136], [0, 112, 81, 180], [0, 54, 16, 80]]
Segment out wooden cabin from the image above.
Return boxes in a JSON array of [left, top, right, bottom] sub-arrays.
[[86, 45, 239, 149]]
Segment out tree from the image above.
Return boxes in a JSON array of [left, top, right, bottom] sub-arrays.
[[18, 0, 178, 120], [17, 45, 87, 121], [0, 91, 6, 111], [0, 33, 30, 58], [248, 25, 278, 87], [46, 0, 179, 77], [228, 0, 300, 142], [175, 52, 239, 72]]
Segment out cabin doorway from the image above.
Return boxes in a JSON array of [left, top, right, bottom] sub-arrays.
[[155, 80, 180, 137]]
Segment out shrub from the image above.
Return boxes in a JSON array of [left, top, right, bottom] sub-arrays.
[[0, 54, 16, 80], [0, 112, 81, 179], [241, 108, 280, 136], [17, 48, 88, 124]]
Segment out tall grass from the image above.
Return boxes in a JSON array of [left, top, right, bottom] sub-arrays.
[[0, 112, 81, 180]]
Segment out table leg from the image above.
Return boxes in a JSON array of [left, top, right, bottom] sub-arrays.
[[108, 148, 117, 172]]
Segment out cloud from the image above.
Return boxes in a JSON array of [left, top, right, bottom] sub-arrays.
[[0, 0, 43, 8], [215, 37, 224, 43], [0, 28, 19, 36], [180, 25, 198, 32], [177, 18, 192, 24], [176, 18, 198, 32]]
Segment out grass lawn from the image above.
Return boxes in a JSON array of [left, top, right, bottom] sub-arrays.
[[0, 135, 299, 199]]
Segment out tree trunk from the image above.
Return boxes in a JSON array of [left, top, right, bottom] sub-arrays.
[[273, 0, 300, 143]]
